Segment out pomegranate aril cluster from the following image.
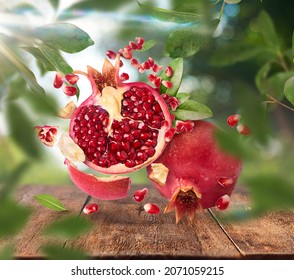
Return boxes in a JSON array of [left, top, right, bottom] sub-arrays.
[[121, 86, 165, 129], [227, 114, 251, 136], [53, 72, 79, 96]]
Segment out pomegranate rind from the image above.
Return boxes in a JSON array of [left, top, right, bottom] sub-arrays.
[[65, 159, 131, 200]]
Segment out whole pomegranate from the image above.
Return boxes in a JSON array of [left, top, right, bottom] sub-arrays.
[[147, 121, 242, 223]]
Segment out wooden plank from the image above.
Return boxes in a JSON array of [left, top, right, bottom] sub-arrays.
[[66, 186, 240, 259], [212, 190, 294, 258], [0, 185, 88, 258]]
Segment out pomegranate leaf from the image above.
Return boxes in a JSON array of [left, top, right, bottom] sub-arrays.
[[37, 44, 73, 75], [174, 100, 212, 121], [284, 76, 294, 106], [34, 194, 67, 211], [33, 23, 94, 54], [138, 2, 202, 24], [292, 31, 294, 62], [23, 47, 55, 72], [161, 58, 183, 96], [44, 216, 92, 239], [225, 0, 242, 4], [0, 200, 32, 238], [0, 38, 45, 96], [176, 92, 191, 105], [42, 244, 88, 260], [164, 25, 211, 58], [6, 102, 41, 159], [255, 62, 271, 94]]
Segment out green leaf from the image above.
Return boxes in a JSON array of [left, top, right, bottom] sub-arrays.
[[253, 11, 280, 49], [210, 43, 264, 66], [225, 0, 242, 4], [34, 194, 67, 211], [174, 100, 212, 120], [246, 174, 294, 213], [264, 71, 294, 100], [6, 102, 41, 159], [37, 44, 73, 75], [44, 216, 92, 239], [292, 31, 294, 62], [0, 39, 45, 96], [42, 244, 88, 260], [255, 62, 271, 94], [33, 23, 94, 53], [176, 92, 191, 105], [138, 2, 202, 24], [161, 58, 184, 96], [284, 76, 294, 106], [0, 245, 14, 260], [165, 25, 212, 58], [136, 39, 157, 52], [23, 47, 55, 72], [0, 200, 32, 238], [48, 0, 59, 10]]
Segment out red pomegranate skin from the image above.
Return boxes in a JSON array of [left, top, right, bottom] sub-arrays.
[[147, 120, 242, 221]]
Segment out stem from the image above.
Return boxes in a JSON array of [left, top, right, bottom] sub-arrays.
[[219, 0, 226, 20], [266, 94, 294, 112], [277, 51, 289, 72]]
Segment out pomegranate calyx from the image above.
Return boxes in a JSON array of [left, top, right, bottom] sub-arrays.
[[66, 159, 131, 200], [57, 133, 86, 162], [148, 163, 169, 186], [164, 186, 202, 224]]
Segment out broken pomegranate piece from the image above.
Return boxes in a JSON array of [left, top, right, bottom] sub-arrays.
[[34, 125, 58, 147]]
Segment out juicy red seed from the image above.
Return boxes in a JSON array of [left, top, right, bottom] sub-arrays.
[[120, 73, 129, 81], [136, 37, 145, 46], [54, 73, 63, 88], [148, 57, 155, 67], [144, 203, 160, 215], [146, 139, 157, 147], [237, 124, 251, 135], [106, 50, 116, 59], [165, 66, 173, 77], [136, 151, 148, 161], [116, 150, 128, 161], [109, 141, 120, 152], [65, 74, 79, 85], [121, 142, 131, 152], [148, 74, 156, 83], [218, 177, 234, 188], [142, 61, 150, 70], [125, 159, 136, 168], [162, 80, 173, 89], [154, 77, 162, 88], [119, 60, 124, 67], [165, 128, 176, 142], [140, 132, 150, 141], [83, 203, 99, 214], [227, 114, 241, 127], [113, 133, 123, 141], [63, 85, 77, 96], [142, 102, 151, 110], [132, 139, 142, 149], [153, 103, 162, 113], [129, 41, 138, 50], [131, 129, 141, 138], [89, 140, 97, 148], [123, 133, 134, 142], [146, 147, 156, 157], [215, 195, 230, 210], [133, 188, 148, 203], [131, 58, 139, 67]]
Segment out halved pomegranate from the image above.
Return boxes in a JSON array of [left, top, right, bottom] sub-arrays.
[[69, 56, 173, 174]]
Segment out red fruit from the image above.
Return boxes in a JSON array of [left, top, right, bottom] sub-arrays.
[[227, 114, 241, 127], [144, 203, 160, 214], [147, 121, 242, 223], [237, 124, 251, 135], [35, 125, 58, 147], [63, 85, 77, 96], [165, 66, 173, 77], [133, 188, 148, 203], [83, 203, 99, 214], [65, 74, 79, 85], [215, 194, 230, 210], [54, 73, 63, 88], [69, 56, 173, 174], [162, 80, 173, 89]]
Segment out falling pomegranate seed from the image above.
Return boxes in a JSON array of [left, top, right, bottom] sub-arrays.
[[133, 188, 148, 203], [165, 66, 173, 77], [129, 41, 138, 50], [120, 73, 129, 81], [215, 195, 230, 210], [148, 57, 155, 67], [54, 73, 63, 88], [237, 124, 251, 135], [152, 64, 163, 73], [162, 80, 173, 89], [175, 120, 194, 133], [65, 74, 79, 85], [83, 203, 99, 214], [136, 37, 145, 46], [106, 50, 116, 59], [154, 77, 162, 88], [131, 58, 140, 67], [144, 203, 160, 214], [165, 128, 176, 142], [63, 85, 77, 96], [227, 114, 241, 127], [218, 177, 234, 188]]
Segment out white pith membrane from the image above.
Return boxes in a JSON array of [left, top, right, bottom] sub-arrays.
[[68, 57, 172, 174]]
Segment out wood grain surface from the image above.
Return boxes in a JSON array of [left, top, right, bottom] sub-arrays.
[[0, 185, 293, 259]]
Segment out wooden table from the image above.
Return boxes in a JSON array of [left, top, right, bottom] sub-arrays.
[[1, 185, 293, 259]]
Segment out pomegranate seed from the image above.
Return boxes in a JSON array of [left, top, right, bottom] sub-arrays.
[[83, 203, 99, 214], [121, 141, 131, 152], [116, 150, 128, 161], [218, 177, 234, 188], [148, 74, 156, 83], [237, 124, 251, 135], [120, 73, 129, 81], [65, 74, 79, 85], [227, 114, 241, 127], [215, 195, 230, 210], [54, 73, 63, 88], [141, 61, 150, 70], [119, 60, 124, 67], [144, 203, 160, 214], [131, 58, 140, 67], [136, 37, 145, 46], [138, 66, 144, 73], [133, 188, 148, 203], [152, 64, 163, 73], [125, 159, 135, 168], [63, 85, 77, 96], [122, 49, 132, 60], [129, 41, 138, 50], [106, 50, 116, 59], [175, 120, 194, 133], [148, 57, 155, 67], [165, 128, 176, 142], [165, 66, 173, 77], [162, 80, 173, 89], [133, 139, 142, 149]]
